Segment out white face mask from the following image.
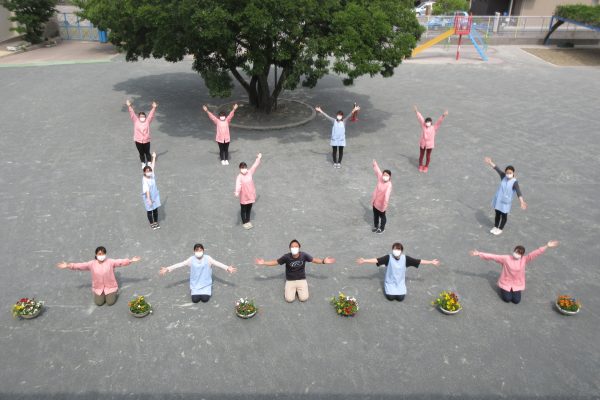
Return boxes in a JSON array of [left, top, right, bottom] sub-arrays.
[[392, 249, 402, 258], [96, 255, 106, 262], [195, 251, 204, 259], [219, 116, 226, 121], [145, 172, 153, 178], [336, 115, 343, 121], [506, 173, 514, 179], [139, 117, 146, 122], [382, 175, 390, 182], [425, 122, 432, 127], [290, 247, 300, 256], [512, 252, 522, 260], [240, 168, 248, 175]]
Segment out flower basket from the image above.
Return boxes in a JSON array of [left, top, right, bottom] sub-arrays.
[[128, 295, 152, 318], [555, 295, 581, 316], [12, 298, 44, 320], [330, 292, 358, 317], [235, 298, 258, 319], [432, 291, 462, 315]]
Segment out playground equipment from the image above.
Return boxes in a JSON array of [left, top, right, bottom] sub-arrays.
[[412, 13, 488, 61]]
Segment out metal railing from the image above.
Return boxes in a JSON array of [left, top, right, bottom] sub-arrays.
[[57, 12, 101, 41]]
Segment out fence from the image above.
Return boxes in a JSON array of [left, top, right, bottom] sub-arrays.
[[57, 13, 104, 42]]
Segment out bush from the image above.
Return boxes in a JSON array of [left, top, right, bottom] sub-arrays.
[[1, 0, 58, 44], [432, 0, 469, 16], [555, 4, 600, 28]]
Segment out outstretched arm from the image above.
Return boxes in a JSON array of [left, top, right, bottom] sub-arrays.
[[159, 258, 192, 275], [373, 159, 382, 178], [255, 258, 279, 267], [470, 250, 505, 265], [356, 257, 378, 265], [312, 256, 335, 265], [203, 105, 219, 124], [524, 240, 558, 263], [57, 261, 92, 270], [420, 259, 440, 266], [344, 105, 360, 122], [249, 153, 262, 174], [207, 256, 237, 274], [414, 105, 424, 125], [226, 104, 238, 123], [127, 100, 136, 121], [434, 110, 448, 129], [113, 256, 141, 268], [316, 107, 335, 122], [146, 101, 158, 123]]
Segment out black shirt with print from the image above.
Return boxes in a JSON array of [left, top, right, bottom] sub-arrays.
[[277, 252, 314, 281]]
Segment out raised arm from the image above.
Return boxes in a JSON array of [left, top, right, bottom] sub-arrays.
[[146, 101, 158, 123], [414, 105, 425, 125], [373, 159, 382, 178], [524, 241, 558, 264], [316, 107, 335, 122], [150, 152, 157, 172], [203, 105, 219, 124], [249, 153, 262, 174], [344, 105, 360, 122], [226, 104, 238, 123], [434, 110, 448, 129], [127, 100, 136, 121], [159, 258, 192, 275], [112, 256, 140, 268], [255, 258, 279, 267], [207, 255, 237, 274]]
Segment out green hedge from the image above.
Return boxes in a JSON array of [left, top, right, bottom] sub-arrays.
[[555, 4, 600, 28]]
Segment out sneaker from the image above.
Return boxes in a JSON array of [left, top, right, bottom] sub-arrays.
[[221, 160, 225, 165], [337, 163, 342, 168], [247, 222, 253, 229], [376, 228, 384, 234], [423, 166, 429, 173], [372, 227, 378, 232], [418, 165, 424, 172], [224, 160, 229, 165], [490, 227, 497, 234], [154, 223, 160, 230], [142, 163, 147, 169], [150, 222, 157, 230], [493, 228, 503, 236]]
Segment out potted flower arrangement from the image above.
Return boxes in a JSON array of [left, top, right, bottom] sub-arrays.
[[128, 295, 152, 318], [555, 295, 581, 315], [235, 298, 258, 319], [12, 297, 44, 320], [330, 292, 359, 317], [433, 291, 462, 315]]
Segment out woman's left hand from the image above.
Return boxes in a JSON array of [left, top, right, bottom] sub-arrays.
[[131, 256, 141, 262]]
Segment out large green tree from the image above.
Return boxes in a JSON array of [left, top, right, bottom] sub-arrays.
[[432, 0, 470, 16], [75, 0, 423, 112], [1, 0, 57, 44]]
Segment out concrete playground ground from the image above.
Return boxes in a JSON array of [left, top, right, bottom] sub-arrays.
[[0, 42, 599, 399]]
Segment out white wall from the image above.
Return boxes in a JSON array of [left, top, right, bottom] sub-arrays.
[[0, 5, 19, 43]]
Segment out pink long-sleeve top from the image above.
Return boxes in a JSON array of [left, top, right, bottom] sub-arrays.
[[235, 157, 261, 204], [477, 246, 547, 291], [129, 106, 156, 144], [371, 161, 392, 212], [68, 258, 132, 295], [416, 111, 445, 149], [207, 110, 235, 143]]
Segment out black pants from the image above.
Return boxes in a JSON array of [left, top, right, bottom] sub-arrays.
[[241, 203, 253, 224], [192, 294, 211, 303], [385, 294, 405, 302], [218, 142, 230, 160], [135, 141, 152, 164], [373, 206, 387, 230], [500, 288, 521, 304], [332, 146, 344, 163], [419, 147, 432, 166], [146, 208, 158, 224], [494, 209, 508, 229]]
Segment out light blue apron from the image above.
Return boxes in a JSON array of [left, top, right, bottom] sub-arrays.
[[492, 177, 516, 214], [142, 175, 161, 211], [384, 254, 407, 295], [330, 121, 346, 146], [189, 255, 213, 296]]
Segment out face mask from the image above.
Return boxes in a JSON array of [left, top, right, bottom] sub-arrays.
[[382, 175, 390, 182], [139, 117, 146, 122], [96, 255, 106, 262], [513, 252, 522, 260], [506, 173, 514, 179], [240, 168, 248, 175], [336, 115, 343, 121], [290, 247, 300, 256], [425, 122, 432, 127], [392, 249, 402, 258], [219, 116, 226, 121], [145, 172, 152, 178], [195, 251, 204, 259]]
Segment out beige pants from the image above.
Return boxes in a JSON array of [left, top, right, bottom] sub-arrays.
[[94, 292, 118, 306], [284, 280, 309, 302]]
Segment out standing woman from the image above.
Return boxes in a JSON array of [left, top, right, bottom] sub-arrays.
[[56, 247, 141, 306], [159, 243, 237, 303], [234, 153, 262, 230], [142, 152, 161, 230], [315, 104, 360, 168], [371, 159, 392, 234], [127, 100, 158, 168], [203, 104, 238, 165], [484, 157, 527, 235], [255, 239, 335, 303], [413, 105, 448, 172], [357, 242, 440, 301], [469, 240, 559, 304]]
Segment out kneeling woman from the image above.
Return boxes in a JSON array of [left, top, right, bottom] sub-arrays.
[[57, 246, 141, 306], [357, 242, 440, 301], [469, 240, 559, 304], [159, 244, 237, 303]]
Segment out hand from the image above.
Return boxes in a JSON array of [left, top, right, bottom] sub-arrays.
[[233, 104, 238, 110], [353, 105, 360, 112], [152, 101, 158, 108], [356, 257, 366, 264], [520, 200, 528, 210], [257, 153, 262, 159], [152, 152, 156, 158], [372, 159, 376, 165], [234, 192, 239, 197], [469, 250, 479, 257], [159, 267, 169, 276], [547, 240, 559, 248], [323, 256, 335, 264], [126, 100, 132, 107], [413, 105, 418, 112], [202, 105, 208, 112], [57, 262, 69, 269], [315, 106, 322, 113], [146, 199, 153, 207], [255, 258, 265, 265], [227, 266, 237, 274], [130, 256, 141, 262], [484, 157, 493, 166], [443, 110, 449, 116], [431, 259, 440, 266]]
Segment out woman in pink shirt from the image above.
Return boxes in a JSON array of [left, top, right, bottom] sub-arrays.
[[202, 104, 238, 165], [57, 246, 141, 306], [413, 105, 448, 173], [234, 153, 262, 229], [469, 240, 559, 304], [126, 100, 158, 168], [371, 159, 392, 234]]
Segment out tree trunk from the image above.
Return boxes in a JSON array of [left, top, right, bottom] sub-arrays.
[[230, 67, 287, 114]]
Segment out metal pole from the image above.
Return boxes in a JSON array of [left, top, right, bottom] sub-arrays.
[[508, 0, 514, 17], [456, 34, 463, 60]]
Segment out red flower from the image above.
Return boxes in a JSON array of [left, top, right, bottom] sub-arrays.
[[19, 298, 29, 303]]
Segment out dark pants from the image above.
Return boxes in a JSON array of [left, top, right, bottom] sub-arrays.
[[500, 288, 522, 304], [419, 147, 432, 166], [494, 209, 508, 229], [373, 206, 387, 230], [192, 294, 211, 303], [146, 208, 158, 224], [94, 292, 118, 306], [332, 146, 344, 163], [135, 141, 152, 164], [240, 203, 253, 224], [385, 294, 405, 302], [218, 142, 230, 160]]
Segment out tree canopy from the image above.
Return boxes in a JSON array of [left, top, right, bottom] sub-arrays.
[[432, 0, 469, 16], [555, 4, 600, 28], [1, 0, 57, 44], [75, 0, 423, 112]]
